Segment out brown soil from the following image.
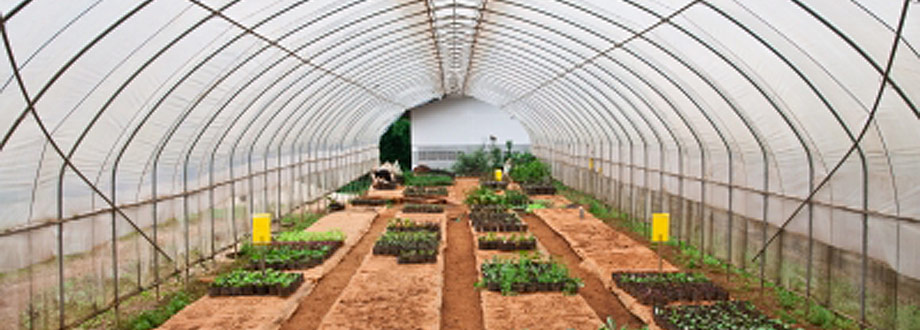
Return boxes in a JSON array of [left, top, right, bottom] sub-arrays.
[[279, 207, 395, 330], [440, 204, 485, 330], [521, 213, 643, 328], [160, 210, 378, 330], [316, 212, 446, 329], [480, 291, 602, 330]]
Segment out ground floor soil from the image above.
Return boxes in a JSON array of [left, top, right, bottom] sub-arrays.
[[159, 209, 378, 330], [469, 210, 608, 330], [278, 207, 396, 330], [520, 212, 643, 328], [157, 178, 717, 330], [534, 207, 680, 329], [314, 210, 446, 329], [441, 204, 485, 330]]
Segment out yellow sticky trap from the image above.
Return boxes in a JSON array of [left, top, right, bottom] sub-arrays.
[[494, 169, 503, 182], [652, 213, 669, 242], [253, 213, 272, 245]]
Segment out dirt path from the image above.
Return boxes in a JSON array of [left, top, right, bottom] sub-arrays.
[[441, 204, 484, 330], [316, 211, 446, 329], [521, 213, 643, 328], [279, 207, 396, 330]]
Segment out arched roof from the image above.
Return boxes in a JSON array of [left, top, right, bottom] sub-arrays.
[[0, 0, 918, 304]]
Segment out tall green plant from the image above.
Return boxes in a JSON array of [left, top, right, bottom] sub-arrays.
[[510, 159, 551, 184], [453, 148, 491, 176], [380, 115, 410, 170]]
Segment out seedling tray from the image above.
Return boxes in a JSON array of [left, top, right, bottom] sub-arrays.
[[612, 272, 729, 305], [653, 301, 793, 330], [209, 273, 304, 297]]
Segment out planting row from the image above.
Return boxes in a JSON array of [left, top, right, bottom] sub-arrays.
[[350, 198, 388, 206], [388, 217, 440, 232], [464, 187, 529, 210], [240, 244, 338, 270], [373, 226, 441, 264], [612, 272, 729, 305], [402, 203, 444, 213], [275, 229, 346, 244], [404, 173, 454, 187], [480, 180, 508, 190], [477, 233, 536, 251], [470, 212, 528, 232], [469, 204, 508, 213], [520, 183, 556, 195], [477, 254, 583, 296], [209, 269, 304, 297], [404, 186, 448, 197], [653, 301, 794, 330]]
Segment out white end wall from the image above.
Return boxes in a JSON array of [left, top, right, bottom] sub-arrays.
[[410, 97, 530, 170]]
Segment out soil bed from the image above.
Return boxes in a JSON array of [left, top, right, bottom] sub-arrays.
[[160, 210, 378, 330], [278, 207, 395, 330], [520, 212, 643, 328], [471, 215, 604, 329], [315, 212, 446, 329], [534, 207, 679, 328]]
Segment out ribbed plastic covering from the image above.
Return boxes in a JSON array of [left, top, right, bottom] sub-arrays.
[[0, 0, 917, 328]]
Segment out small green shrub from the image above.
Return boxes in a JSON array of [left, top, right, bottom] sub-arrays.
[[337, 174, 371, 195], [453, 148, 491, 176], [280, 212, 322, 232], [807, 304, 835, 328], [510, 159, 551, 184], [123, 292, 191, 330]]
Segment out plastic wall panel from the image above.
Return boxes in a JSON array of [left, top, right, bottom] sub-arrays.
[[1, 0, 919, 328]]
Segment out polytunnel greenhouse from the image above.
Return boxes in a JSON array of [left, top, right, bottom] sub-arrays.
[[0, 0, 917, 329]]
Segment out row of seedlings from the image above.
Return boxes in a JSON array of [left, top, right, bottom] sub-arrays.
[[613, 271, 795, 329], [476, 253, 583, 295], [404, 186, 449, 198], [373, 218, 441, 264], [403, 203, 444, 213], [210, 229, 346, 297], [477, 232, 536, 251]]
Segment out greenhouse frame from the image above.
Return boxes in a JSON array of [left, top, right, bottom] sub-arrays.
[[0, 0, 917, 329]]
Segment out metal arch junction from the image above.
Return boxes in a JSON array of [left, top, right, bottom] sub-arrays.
[[0, 0, 918, 328]]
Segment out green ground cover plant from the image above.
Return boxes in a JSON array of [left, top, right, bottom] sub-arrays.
[[476, 253, 583, 295], [404, 173, 454, 186], [654, 301, 797, 330]]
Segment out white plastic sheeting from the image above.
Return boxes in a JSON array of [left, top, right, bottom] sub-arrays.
[[0, 0, 917, 328]]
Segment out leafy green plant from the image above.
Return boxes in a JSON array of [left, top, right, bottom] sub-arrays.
[[275, 229, 345, 242], [212, 269, 300, 288], [453, 147, 492, 176], [654, 301, 795, 330], [464, 186, 508, 206], [503, 189, 530, 208], [807, 304, 835, 328], [404, 173, 454, 186], [510, 159, 551, 184], [279, 212, 323, 232], [476, 253, 582, 295], [337, 174, 372, 195], [123, 292, 191, 330]]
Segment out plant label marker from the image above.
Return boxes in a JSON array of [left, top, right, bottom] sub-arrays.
[[494, 169, 503, 181], [253, 213, 272, 245], [651, 213, 669, 242], [652, 213, 669, 272], [253, 213, 272, 274]]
